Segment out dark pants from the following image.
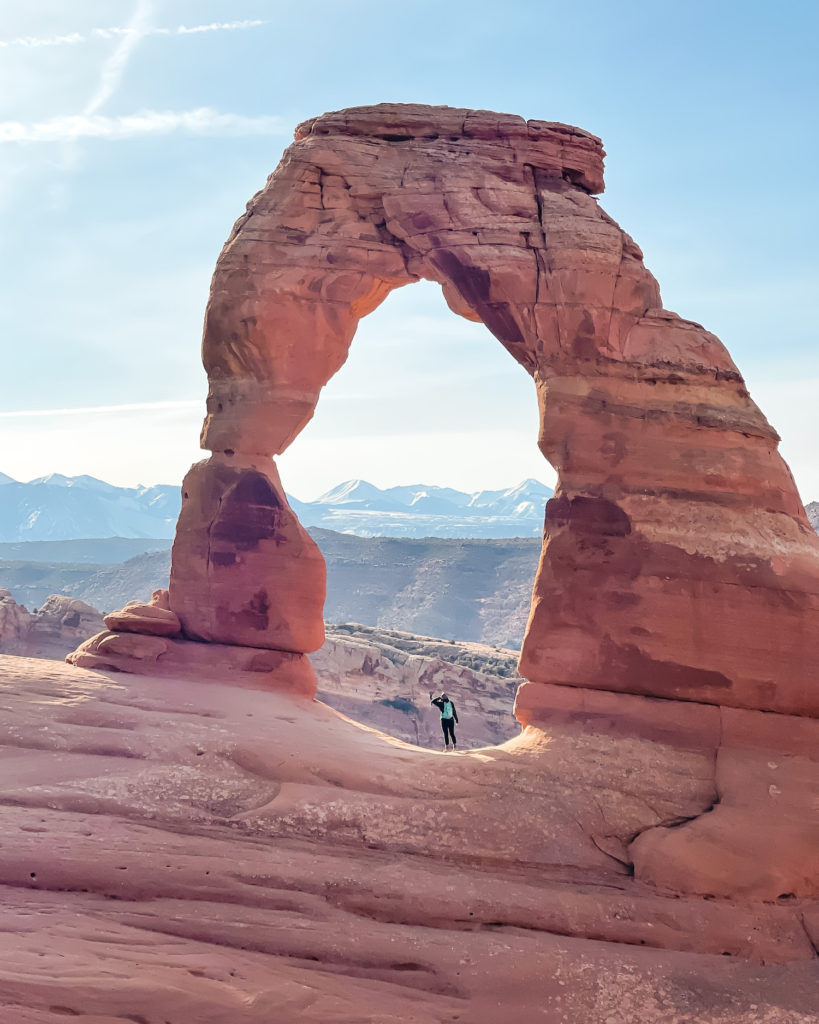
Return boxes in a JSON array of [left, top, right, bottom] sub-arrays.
[[441, 718, 456, 746]]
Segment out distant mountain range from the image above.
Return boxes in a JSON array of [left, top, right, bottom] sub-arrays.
[[291, 478, 554, 538], [2, 472, 816, 544], [0, 473, 180, 543], [0, 473, 554, 541]]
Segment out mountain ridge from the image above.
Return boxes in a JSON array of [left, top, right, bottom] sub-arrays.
[[0, 473, 555, 541], [2, 471, 817, 543]]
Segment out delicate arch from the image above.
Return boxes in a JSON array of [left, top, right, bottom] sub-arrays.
[[167, 104, 819, 719]]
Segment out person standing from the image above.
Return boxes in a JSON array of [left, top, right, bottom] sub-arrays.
[[430, 691, 459, 750]]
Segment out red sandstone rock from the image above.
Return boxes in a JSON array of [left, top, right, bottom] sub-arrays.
[[157, 102, 819, 718], [631, 745, 819, 900], [0, 589, 31, 652], [67, 629, 316, 696], [169, 454, 325, 653], [516, 682, 819, 900], [1, 655, 817, 1021], [104, 601, 181, 638], [58, 104, 819, 920], [96, 630, 168, 661], [514, 679, 722, 749]]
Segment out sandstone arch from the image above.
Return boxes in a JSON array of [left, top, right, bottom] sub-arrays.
[[162, 103, 819, 721], [67, 103, 819, 726], [63, 104, 819, 904]]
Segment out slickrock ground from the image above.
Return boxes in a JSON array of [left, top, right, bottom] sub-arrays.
[[1, 656, 817, 1023], [312, 623, 520, 748], [0, 595, 520, 749]]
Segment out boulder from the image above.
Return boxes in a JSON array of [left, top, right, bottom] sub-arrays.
[[0, 589, 31, 653], [0, 591, 105, 659], [104, 603, 181, 638]]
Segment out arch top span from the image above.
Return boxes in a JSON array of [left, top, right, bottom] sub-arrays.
[[293, 104, 606, 193], [199, 103, 620, 459], [163, 102, 819, 722]]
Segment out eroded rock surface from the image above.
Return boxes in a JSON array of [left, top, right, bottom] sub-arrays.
[[0, 657, 816, 1022], [311, 623, 521, 748], [170, 455, 325, 653], [0, 588, 30, 652], [0, 590, 105, 659]]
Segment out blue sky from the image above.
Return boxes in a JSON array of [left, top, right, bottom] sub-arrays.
[[0, 1, 817, 501]]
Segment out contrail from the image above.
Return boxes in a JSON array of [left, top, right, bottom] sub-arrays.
[[0, 401, 201, 418], [0, 20, 267, 49], [84, 0, 153, 117]]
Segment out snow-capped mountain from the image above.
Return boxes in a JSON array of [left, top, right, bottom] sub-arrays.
[[0, 473, 554, 541], [315, 479, 410, 512], [383, 484, 473, 511], [295, 478, 553, 538], [0, 474, 181, 542]]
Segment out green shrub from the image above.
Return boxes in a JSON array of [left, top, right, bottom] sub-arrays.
[[378, 697, 418, 714]]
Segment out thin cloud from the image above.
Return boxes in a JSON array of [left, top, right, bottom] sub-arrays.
[[0, 401, 200, 418], [0, 20, 266, 49], [0, 108, 287, 143], [84, 0, 153, 116]]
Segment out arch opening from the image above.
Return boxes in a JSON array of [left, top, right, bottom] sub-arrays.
[[277, 279, 551, 749]]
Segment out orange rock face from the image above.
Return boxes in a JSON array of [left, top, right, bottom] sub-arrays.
[[160, 102, 819, 720], [170, 454, 325, 654]]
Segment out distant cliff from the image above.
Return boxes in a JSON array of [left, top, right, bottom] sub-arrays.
[[0, 530, 539, 648]]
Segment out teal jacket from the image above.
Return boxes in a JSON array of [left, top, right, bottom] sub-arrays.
[[430, 696, 458, 723]]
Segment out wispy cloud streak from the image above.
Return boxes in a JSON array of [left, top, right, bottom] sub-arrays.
[[0, 20, 266, 49], [0, 108, 287, 143], [84, 0, 153, 116], [0, 401, 200, 418]]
